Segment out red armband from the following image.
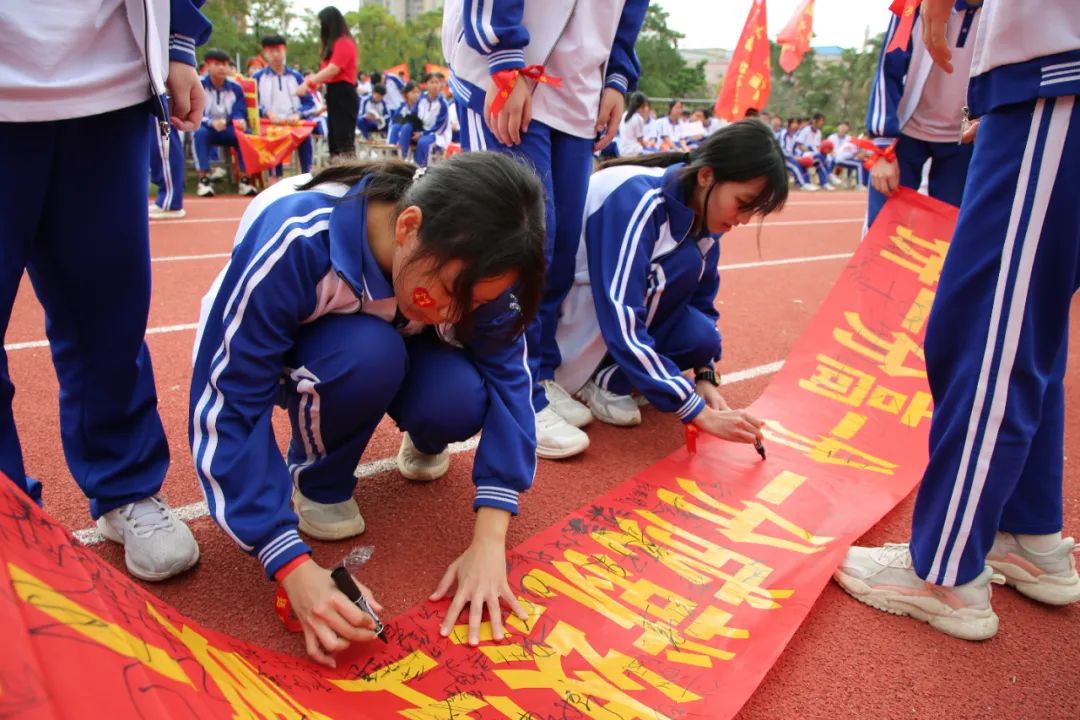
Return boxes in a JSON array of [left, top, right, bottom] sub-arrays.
[[489, 65, 562, 117], [273, 554, 311, 633], [849, 137, 898, 169]]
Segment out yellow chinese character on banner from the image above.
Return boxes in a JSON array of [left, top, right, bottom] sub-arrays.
[[882, 224, 949, 287], [799, 354, 876, 406], [834, 312, 926, 378], [332, 650, 488, 718], [483, 620, 701, 720], [763, 413, 899, 475], [656, 478, 832, 554]]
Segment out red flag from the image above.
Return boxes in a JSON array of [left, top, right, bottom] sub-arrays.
[[886, 0, 923, 53], [777, 0, 815, 73], [234, 121, 315, 174], [384, 62, 410, 83], [714, 0, 771, 122]]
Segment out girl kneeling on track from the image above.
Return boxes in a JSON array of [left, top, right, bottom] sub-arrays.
[[550, 120, 788, 445], [189, 152, 545, 665]]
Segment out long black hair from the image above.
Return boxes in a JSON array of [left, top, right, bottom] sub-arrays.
[[599, 120, 788, 219], [624, 92, 650, 123], [317, 7, 351, 61], [298, 154, 546, 340]]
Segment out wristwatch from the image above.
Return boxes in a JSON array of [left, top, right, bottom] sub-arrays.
[[694, 367, 718, 386]]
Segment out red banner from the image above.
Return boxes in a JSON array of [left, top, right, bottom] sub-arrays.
[[235, 122, 315, 175], [714, 0, 771, 121], [777, 0, 815, 73], [0, 189, 958, 718]]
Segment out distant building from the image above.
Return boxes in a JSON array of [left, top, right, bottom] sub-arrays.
[[361, 0, 443, 23], [680, 47, 730, 90]]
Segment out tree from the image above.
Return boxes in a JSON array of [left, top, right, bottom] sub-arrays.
[[765, 33, 883, 132], [346, 5, 412, 74], [635, 5, 708, 99]]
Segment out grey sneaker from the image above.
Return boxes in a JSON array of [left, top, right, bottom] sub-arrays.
[[292, 488, 365, 541], [833, 543, 1001, 641], [96, 496, 200, 581], [987, 532, 1080, 605], [541, 380, 592, 428], [578, 380, 641, 427], [396, 432, 450, 482]]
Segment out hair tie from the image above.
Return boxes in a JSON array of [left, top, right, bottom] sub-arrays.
[[412, 166, 427, 182], [682, 151, 692, 163]]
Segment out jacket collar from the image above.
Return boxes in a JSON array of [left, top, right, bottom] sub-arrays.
[[328, 176, 394, 302]]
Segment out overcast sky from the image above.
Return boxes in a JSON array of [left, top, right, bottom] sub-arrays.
[[289, 0, 891, 51]]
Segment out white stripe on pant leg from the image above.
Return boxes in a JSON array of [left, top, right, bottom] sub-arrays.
[[941, 97, 1072, 585], [926, 98, 1048, 584]]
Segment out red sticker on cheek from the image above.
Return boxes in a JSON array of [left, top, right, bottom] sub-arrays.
[[412, 287, 435, 308]]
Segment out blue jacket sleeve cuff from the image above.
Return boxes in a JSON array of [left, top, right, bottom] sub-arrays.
[[487, 49, 527, 74], [605, 73, 629, 93], [474, 485, 520, 515], [677, 394, 706, 424], [257, 529, 312, 579], [169, 34, 198, 67]]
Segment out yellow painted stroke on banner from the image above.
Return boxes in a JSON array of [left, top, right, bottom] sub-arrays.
[[8, 563, 191, 687]]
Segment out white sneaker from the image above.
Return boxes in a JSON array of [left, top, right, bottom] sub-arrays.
[[823, 183, 837, 191], [209, 166, 228, 181], [577, 380, 641, 427], [535, 406, 589, 459], [196, 178, 215, 197], [292, 488, 366, 541], [148, 204, 186, 220], [829, 173, 845, 186], [833, 543, 1000, 641], [96, 496, 200, 582], [987, 532, 1080, 605], [541, 380, 592, 428], [396, 432, 450, 482], [800, 183, 820, 192], [238, 179, 258, 197]]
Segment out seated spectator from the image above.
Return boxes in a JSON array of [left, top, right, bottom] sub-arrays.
[[617, 92, 654, 157], [387, 81, 422, 152], [793, 112, 839, 190], [254, 34, 319, 176], [778, 117, 817, 191], [398, 72, 448, 166], [703, 107, 726, 134], [356, 83, 389, 138], [657, 99, 688, 152], [194, 49, 257, 196], [357, 71, 372, 95], [683, 109, 709, 146]]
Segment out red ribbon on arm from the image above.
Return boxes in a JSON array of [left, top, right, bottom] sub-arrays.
[[849, 137, 898, 170], [886, 0, 923, 53], [489, 65, 563, 117]]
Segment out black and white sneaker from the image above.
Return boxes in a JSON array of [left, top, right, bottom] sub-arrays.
[[196, 177, 215, 197]]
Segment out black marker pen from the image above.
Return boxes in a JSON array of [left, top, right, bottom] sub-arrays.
[[331, 566, 388, 643]]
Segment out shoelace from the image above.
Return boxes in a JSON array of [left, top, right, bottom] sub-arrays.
[[876, 542, 912, 568], [121, 497, 175, 538]]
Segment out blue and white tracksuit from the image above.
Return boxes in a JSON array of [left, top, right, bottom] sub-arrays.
[[865, 2, 981, 227], [443, 0, 649, 410], [793, 125, 832, 186], [554, 164, 720, 424], [254, 66, 319, 174], [189, 175, 537, 578], [0, 0, 210, 510], [778, 128, 811, 186], [194, 75, 249, 172], [910, 1, 1080, 586], [398, 93, 449, 165], [357, 94, 389, 137], [149, 104, 185, 211], [386, 99, 419, 149], [383, 72, 406, 113]]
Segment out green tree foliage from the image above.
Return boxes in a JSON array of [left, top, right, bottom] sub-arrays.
[[635, 5, 708, 98], [765, 33, 883, 132]]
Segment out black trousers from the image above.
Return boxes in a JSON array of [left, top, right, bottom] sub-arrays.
[[325, 81, 358, 157]]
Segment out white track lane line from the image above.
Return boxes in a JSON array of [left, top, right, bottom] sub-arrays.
[[71, 358, 784, 545]]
